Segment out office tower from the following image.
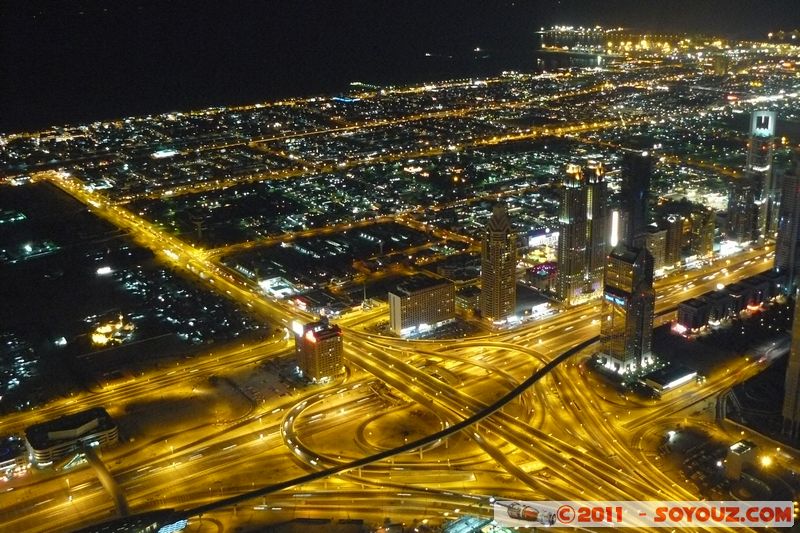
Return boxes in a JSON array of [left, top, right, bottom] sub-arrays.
[[390, 275, 455, 335], [774, 152, 800, 291], [783, 288, 800, 442], [556, 163, 608, 305], [727, 176, 761, 243], [480, 202, 517, 321], [645, 227, 667, 272], [620, 151, 653, 247], [690, 209, 716, 257], [293, 318, 343, 382], [665, 214, 683, 266], [586, 162, 610, 287], [556, 164, 588, 304], [598, 245, 655, 374], [599, 151, 656, 374], [746, 110, 777, 237]]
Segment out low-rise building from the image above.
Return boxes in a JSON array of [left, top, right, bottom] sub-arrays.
[[676, 298, 709, 332], [389, 275, 455, 336], [455, 285, 481, 313], [25, 407, 118, 466]]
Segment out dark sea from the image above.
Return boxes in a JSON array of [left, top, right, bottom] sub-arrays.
[[0, 1, 543, 133], [3, 0, 797, 133]]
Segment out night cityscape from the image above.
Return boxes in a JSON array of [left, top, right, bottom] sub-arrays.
[[4, 2, 800, 532]]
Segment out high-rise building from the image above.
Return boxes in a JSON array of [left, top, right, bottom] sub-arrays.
[[774, 152, 800, 291], [598, 151, 656, 374], [556, 164, 588, 303], [783, 288, 800, 442], [620, 152, 653, 247], [555, 162, 608, 305], [645, 227, 667, 272], [586, 162, 610, 276], [746, 110, 777, 237], [598, 244, 655, 374], [293, 318, 343, 382], [389, 275, 455, 335], [727, 175, 761, 243], [689, 209, 716, 257], [665, 214, 683, 266], [480, 202, 517, 321]]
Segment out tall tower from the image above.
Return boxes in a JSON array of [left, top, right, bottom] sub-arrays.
[[774, 151, 800, 292], [481, 202, 517, 322], [620, 151, 653, 247], [586, 162, 609, 289], [556, 163, 608, 305], [665, 214, 683, 267], [556, 164, 588, 304], [783, 288, 800, 442], [598, 245, 655, 374], [598, 151, 655, 375], [727, 176, 760, 243], [747, 110, 777, 238]]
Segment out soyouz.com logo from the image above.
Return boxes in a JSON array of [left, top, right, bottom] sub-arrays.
[[493, 500, 794, 528]]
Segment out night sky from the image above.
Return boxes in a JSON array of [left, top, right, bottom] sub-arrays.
[[2, 0, 799, 133]]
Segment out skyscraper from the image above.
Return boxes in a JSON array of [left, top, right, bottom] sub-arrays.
[[690, 209, 716, 257], [645, 227, 667, 272], [783, 288, 800, 442], [728, 176, 761, 243], [481, 202, 517, 322], [620, 151, 653, 247], [598, 245, 655, 374], [598, 151, 655, 375], [586, 162, 610, 289], [556, 162, 608, 305], [746, 110, 777, 237], [774, 151, 800, 291], [665, 214, 683, 267]]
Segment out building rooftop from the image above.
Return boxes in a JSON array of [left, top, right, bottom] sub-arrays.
[[679, 298, 708, 310], [390, 275, 452, 297], [609, 245, 639, 264], [642, 365, 697, 390], [25, 407, 116, 451], [729, 439, 757, 456]]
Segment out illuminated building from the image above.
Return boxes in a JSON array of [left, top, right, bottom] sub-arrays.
[[783, 287, 800, 441], [665, 214, 683, 266], [598, 244, 655, 374], [643, 365, 697, 393], [455, 285, 481, 313], [689, 209, 716, 257], [727, 176, 760, 243], [24, 407, 118, 466], [597, 152, 656, 373], [774, 152, 800, 291], [726, 440, 756, 481], [746, 110, 777, 237], [293, 318, 343, 382], [389, 275, 455, 335], [555, 162, 608, 305], [480, 202, 517, 321], [645, 227, 667, 272]]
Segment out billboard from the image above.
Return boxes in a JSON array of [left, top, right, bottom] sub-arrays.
[[750, 110, 776, 138]]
